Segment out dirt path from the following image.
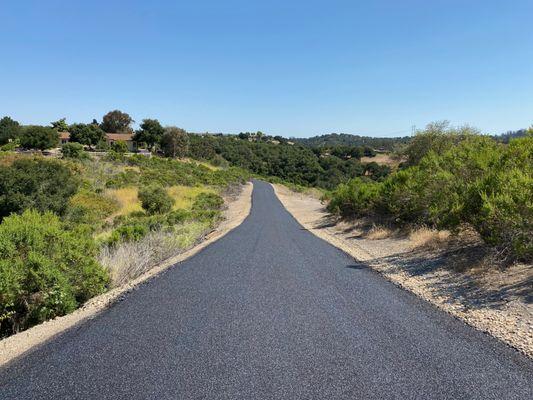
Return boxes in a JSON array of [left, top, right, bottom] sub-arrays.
[[273, 184, 533, 358], [0, 182, 253, 367]]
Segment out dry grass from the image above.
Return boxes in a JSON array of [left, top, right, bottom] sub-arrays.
[[361, 153, 404, 168], [99, 221, 211, 286], [106, 187, 142, 216], [167, 185, 216, 210], [106, 185, 217, 217], [408, 227, 451, 249], [364, 225, 393, 240]]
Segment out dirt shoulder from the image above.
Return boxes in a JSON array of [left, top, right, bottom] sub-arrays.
[[0, 182, 253, 367], [273, 184, 532, 358]]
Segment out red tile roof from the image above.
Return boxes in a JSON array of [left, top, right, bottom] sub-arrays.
[[105, 133, 133, 141]]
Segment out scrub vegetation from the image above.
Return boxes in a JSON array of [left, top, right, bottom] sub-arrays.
[[0, 150, 248, 337], [327, 123, 532, 262], [0, 110, 530, 337]]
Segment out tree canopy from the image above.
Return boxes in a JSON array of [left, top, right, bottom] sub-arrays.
[[19, 126, 59, 150], [160, 127, 189, 158], [100, 110, 134, 133], [0, 158, 79, 219], [134, 119, 164, 149], [0, 116, 22, 145], [69, 123, 105, 147], [50, 118, 69, 132]]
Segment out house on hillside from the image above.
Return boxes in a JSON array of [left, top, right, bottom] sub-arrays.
[[59, 132, 70, 145], [105, 133, 136, 152], [57, 132, 137, 151]]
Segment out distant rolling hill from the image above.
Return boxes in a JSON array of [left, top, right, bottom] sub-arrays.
[[292, 133, 411, 151]]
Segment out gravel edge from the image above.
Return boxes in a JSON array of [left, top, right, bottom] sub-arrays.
[[272, 183, 532, 358]]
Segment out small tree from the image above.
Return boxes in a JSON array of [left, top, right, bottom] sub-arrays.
[[61, 142, 88, 159], [19, 126, 59, 150], [100, 110, 134, 133], [134, 119, 164, 150], [0, 158, 79, 219], [110, 141, 128, 153], [69, 123, 105, 148], [51, 118, 69, 132], [138, 186, 174, 214], [160, 127, 189, 158], [0, 116, 22, 145]]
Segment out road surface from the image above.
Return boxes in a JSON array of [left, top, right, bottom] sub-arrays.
[[0, 181, 531, 399]]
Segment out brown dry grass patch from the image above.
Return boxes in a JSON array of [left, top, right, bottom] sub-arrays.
[[408, 227, 451, 249], [364, 225, 393, 240]]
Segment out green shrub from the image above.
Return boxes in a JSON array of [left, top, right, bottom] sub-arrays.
[[327, 178, 382, 217], [474, 136, 533, 260], [107, 223, 148, 246], [110, 141, 128, 153], [328, 132, 532, 261], [65, 189, 119, 226], [69, 123, 105, 147], [0, 139, 20, 152], [403, 121, 479, 166], [61, 142, 88, 159], [191, 192, 224, 223], [0, 210, 108, 336], [192, 192, 224, 211], [380, 135, 502, 227], [166, 209, 191, 225], [19, 126, 59, 150], [0, 158, 79, 219], [138, 185, 174, 215]]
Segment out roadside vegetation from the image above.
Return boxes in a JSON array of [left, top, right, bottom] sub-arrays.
[[0, 147, 248, 337], [1, 109, 530, 337], [327, 122, 532, 262]]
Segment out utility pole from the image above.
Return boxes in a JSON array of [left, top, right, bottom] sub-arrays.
[[411, 125, 417, 136]]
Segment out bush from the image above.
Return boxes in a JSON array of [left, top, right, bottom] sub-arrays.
[[61, 142, 88, 159], [0, 158, 79, 219], [0, 210, 108, 336], [0, 139, 20, 152], [107, 223, 148, 246], [192, 192, 224, 211], [327, 178, 382, 217], [403, 121, 479, 166], [166, 209, 191, 225], [110, 141, 128, 153], [19, 126, 59, 150], [69, 123, 105, 147], [191, 192, 224, 223], [474, 136, 533, 260], [138, 185, 174, 215], [65, 189, 119, 226], [328, 132, 532, 261]]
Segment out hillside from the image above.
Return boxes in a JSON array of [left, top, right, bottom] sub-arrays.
[[0, 152, 249, 337], [293, 133, 411, 151]]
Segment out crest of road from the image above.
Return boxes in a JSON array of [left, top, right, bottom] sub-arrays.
[[0, 181, 531, 399]]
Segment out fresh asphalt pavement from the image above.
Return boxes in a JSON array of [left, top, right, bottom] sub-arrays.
[[0, 180, 532, 399]]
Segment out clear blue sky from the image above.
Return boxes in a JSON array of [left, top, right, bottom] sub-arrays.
[[1, 1, 531, 137]]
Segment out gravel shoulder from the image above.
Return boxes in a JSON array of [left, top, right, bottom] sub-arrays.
[[273, 183, 533, 358], [0, 182, 253, 367]]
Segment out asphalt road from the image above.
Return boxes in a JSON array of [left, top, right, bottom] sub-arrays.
[[1, 181, 532, 399]]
